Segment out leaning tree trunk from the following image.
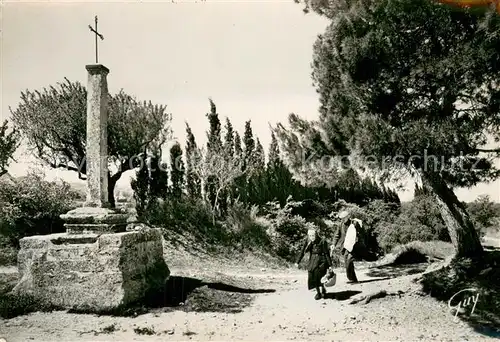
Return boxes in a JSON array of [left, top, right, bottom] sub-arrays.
[[422, 172, 483, 259]]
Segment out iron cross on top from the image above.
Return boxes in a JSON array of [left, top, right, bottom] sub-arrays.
[[88, 16, 104, 64]]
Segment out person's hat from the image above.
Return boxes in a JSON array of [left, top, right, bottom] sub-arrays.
[[337, 210, 350, 219]]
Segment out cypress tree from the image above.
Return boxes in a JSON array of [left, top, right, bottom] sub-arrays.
[[185, 123, 201, 199], [170, 142, 185, 199], [223, 117, 234, 158], [205, 99, 222, 210]]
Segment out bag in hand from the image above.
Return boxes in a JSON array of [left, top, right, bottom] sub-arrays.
[[321, 267, 337, 287]]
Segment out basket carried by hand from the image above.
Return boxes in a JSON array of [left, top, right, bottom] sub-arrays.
[[321, 267, 336, 287]]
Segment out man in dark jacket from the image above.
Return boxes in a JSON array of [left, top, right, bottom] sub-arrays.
[[331, 211, 360, 283]]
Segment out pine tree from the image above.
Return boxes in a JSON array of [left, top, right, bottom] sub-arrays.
[[170, 142, 185, 199], [284, 0, 493, 256], [185, 123, 201, 199]]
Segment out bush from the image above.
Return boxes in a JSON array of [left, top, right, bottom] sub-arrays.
[[394, 241, 455, 261], [371, 194, 450, 253], [223, 201, 271, 250], [376, 219, 435, 253], [0, 172, 80, 247], [467, 195, 500, 237], [283, 199, 330, 220], [146, 198, 231, 245], [267, 211, 315, 261]]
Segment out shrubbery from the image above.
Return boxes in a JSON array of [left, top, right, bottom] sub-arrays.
[[144, 197, 270, 250], [328, 195, 450, 253], [262, 194, 453, 260], [0, 172, 80, 249], [146, 198, 228, 243], [222, 201, 271, 250], [373, 194, 450, 252], [266, 209, 314, 260], [466, 195, 500, 237]]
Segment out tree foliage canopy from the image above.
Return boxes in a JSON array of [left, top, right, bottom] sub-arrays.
[[0, 120, 19, 177], [280, 0, 500, 186], [10, 78, 172, 205]]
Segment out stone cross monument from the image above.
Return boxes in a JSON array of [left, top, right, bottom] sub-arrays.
[[13, 41, 170, 310], [85, 64, 110, 208], [60, 64, 128, 234]]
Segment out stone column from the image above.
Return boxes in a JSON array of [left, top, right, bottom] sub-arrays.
[[60, 64, 128, 235], [85, 64, 110, 208]]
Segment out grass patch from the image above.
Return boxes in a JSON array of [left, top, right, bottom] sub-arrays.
[[376, 240, 455, 267], [392, 246, 428, 265], [394, 240, 455, 261], [0, 293, 61, 319]]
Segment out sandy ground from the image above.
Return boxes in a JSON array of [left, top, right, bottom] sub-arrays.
[[1, 263, 498, 342]]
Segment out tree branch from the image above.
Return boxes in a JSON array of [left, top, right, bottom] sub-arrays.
[[47, 161, 87, 180]]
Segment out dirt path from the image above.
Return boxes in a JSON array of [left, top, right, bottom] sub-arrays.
[[1, 264, 498, 341]]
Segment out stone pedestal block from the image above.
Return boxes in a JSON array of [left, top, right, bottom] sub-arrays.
[[12, 228, 169, 312], [60, 207, 130, 234]]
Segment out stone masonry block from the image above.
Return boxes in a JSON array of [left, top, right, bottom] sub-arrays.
[[13, 228, 169, 312]]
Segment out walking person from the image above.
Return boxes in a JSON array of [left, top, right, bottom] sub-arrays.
[[295, 228, 333, 300], [331, 210, 362, 283]]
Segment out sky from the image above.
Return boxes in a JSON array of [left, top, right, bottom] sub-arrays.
[[1, 0, 499, 202]]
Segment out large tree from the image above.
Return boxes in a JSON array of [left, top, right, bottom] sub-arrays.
[[10, 79, 172, 207], [276, 0, 500, 257], [0, 120, 19, 177]]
